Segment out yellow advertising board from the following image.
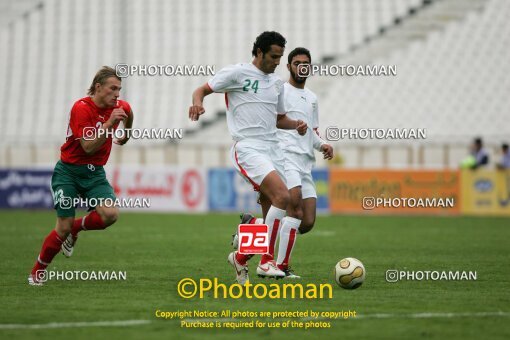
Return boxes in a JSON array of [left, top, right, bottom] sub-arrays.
[[460, 169, 510, 216]]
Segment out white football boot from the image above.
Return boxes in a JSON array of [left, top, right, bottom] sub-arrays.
[[256, 260, 285, 279], [228, 251, 249, 285], [61, 234, 77, 258], [28, 272, 44, 286]]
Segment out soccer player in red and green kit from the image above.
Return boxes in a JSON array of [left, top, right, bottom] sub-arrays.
[[28, 66, 134, 285]]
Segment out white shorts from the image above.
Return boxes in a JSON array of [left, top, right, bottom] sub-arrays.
[[283, 153, 317, 199], [231, 140, 285, 191]]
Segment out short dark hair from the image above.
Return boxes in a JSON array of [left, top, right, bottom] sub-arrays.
[[88, 66, 121, 95], [474, 137, 483, 146], [503, 143, 509, 150], [252, 31, 286, 57], [288, 47, 311, 64]]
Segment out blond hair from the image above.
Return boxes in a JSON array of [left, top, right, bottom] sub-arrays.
[[87, 66, 121, 95]]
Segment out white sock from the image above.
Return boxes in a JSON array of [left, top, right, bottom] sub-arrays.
[[262, 206, 286, 262], [276, 216, 301, 268]]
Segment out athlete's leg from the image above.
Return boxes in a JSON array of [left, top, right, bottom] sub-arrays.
[[298, 173, 318, 234], [259, 192, 271, 221], [55, 217, 74, 237], [276, 169, 317, 276], [30, 166, 78, 284], [62, 206, 118, 258], [230, 144, 287, 279], [63, 174, 118, 257], [276, 186, 302, 273], [299, 198, 317, 234], [29, 217, 73, 284], [258, 171, 289, 265], [72, 205, 118, 235], [76, 173, 118, 233], [259, 171, 289, 209], [287, 186, 304, 220]]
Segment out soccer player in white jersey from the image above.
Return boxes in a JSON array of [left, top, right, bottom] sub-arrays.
[[189, 32, 307, 284], [236, 47, 334, 278]]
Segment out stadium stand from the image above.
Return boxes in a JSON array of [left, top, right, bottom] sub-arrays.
[[0, 0, 507, 168]]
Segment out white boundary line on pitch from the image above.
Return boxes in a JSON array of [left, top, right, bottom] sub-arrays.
[[0, 319, 151, 330], [182, 311, 510, 323], [2, 312, 509, 330], [355, 311, 510, 319]]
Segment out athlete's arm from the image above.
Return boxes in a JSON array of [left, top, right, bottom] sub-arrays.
[[189, 83, 214, 121], [320, 143, 334, 160], [276, 114, 307, 135], [311, 128, 333, 159], [114, 109, 134, 145], [312, 128, 325, 151], [80, 108, 127, 155], [310, 98, 332, 159]]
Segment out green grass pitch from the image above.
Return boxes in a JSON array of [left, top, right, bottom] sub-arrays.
[[0, 210, 509, 339]]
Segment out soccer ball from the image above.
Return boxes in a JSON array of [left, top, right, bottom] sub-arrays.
[[334, 257, 366, 289]]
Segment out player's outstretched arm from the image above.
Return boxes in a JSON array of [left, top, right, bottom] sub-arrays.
[[189, 83, 214, 121], [276, 115, 307, 135], [114, 109, 134, 146]]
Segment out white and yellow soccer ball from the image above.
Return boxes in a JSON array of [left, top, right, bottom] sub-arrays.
[[334, 257, 366, 289]]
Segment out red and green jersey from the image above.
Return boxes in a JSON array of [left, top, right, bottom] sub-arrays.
[[60, 96, 131, 166]]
